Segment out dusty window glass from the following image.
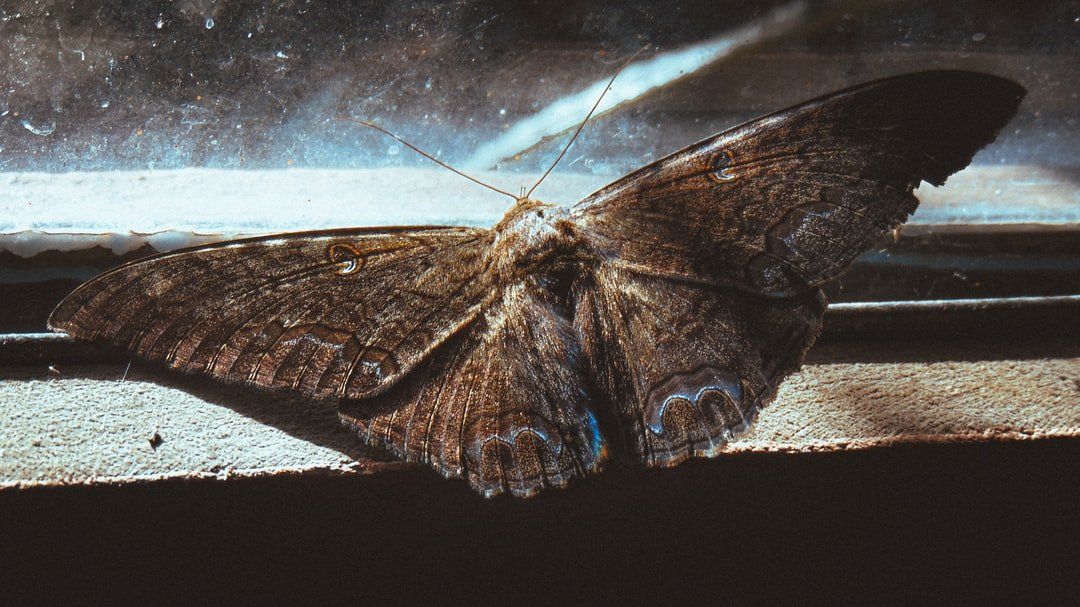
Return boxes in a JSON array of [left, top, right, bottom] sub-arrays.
[[0, 0, 1076, 331]]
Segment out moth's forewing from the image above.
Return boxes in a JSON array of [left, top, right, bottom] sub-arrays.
[[49, 227, 491, 401], [571, 71, 1025, 295], [566, 71, 1024, 466]]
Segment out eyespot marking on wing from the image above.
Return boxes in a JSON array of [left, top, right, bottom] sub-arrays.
[[358, 346, 400, 380], [708, 149, 737, 182], [326, 243, 365, 275], [644, 366, 745, 436]]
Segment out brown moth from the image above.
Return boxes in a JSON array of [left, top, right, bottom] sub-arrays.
[[49, 71, 1024, 497]]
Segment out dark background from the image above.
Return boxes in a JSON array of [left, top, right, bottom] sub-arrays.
[[2, 439, 1077, 603], [2, 0, 1075, 173]]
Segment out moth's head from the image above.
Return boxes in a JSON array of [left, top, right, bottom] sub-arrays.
[[496, 197, 555, 236], [490, 198, 578, 279]]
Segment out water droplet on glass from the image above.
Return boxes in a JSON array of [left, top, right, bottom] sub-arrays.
[[275, 50, 287, 59], [204, 17, 214, 29], [424, 78, 432, 90], [387, 145, 400, 156], [155, 16, 164, 29], [21, 120, 56, 136], [100, 100, 110, 108], [498, 108, 507, 116], [972, 32, 986, 42]]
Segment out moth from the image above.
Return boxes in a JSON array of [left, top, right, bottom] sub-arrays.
[[50, 70, 1024, 497]]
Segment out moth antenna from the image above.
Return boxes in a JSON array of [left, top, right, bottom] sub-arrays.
[[525, 45, 649, 200], [340, 116, 518, 201]]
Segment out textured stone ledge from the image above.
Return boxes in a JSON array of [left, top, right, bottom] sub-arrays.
[[3, 344, 1076, 491]]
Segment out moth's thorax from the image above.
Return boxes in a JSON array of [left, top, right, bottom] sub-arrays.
[[489, 198, 580, 281]]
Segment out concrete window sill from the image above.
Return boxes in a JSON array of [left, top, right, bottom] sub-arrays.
[[3, 335, 1076, 493]]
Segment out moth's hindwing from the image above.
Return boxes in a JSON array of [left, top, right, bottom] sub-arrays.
[[339, 278, 607, 498], [574, 265, 825, 466]]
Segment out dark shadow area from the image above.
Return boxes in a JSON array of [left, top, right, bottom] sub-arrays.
[[137, 362, 377, 459], [2, 439, 1076, 603], [0, 359, 387, 464], [807, 333, 1080, 365]]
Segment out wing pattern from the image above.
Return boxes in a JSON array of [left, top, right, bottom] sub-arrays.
[[340, 278, 607, 497], [572, 71, 1025, 295], [574, 265, 825, 466], [50, 71, 1026, 497], [50, 227, 492, 400]]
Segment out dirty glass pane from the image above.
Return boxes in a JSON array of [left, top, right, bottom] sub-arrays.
[[0, 0, 1076, 315]]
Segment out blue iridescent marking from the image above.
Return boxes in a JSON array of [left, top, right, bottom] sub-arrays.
[[583, 408, 605, 456]]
